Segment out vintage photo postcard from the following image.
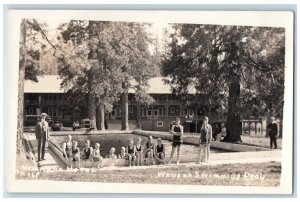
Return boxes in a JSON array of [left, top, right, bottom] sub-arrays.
[[6, 10, 294, 194]]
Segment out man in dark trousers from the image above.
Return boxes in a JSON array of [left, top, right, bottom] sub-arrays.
[[35, 113, 50, 162], [267, 117, 279, 149]]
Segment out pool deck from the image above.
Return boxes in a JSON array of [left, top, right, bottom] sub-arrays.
[[49, 130, 132, 136], [22, 132, 281, 173], [132, 130, 271, 152]]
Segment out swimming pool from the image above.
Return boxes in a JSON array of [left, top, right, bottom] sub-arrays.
[[50, 133, 229, 157]]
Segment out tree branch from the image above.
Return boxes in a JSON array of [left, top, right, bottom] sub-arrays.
[[32, 19, 57, 56]]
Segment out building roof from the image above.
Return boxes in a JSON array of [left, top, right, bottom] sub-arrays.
[[137, 77, 172, 94], [24, 75, 65, 93], [24, 75, 195, 94]]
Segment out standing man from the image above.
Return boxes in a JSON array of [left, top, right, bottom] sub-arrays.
[[267, 117, 279, 149], [35, 113, 50, 162]]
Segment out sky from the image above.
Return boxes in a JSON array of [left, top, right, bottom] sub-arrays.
[[40, 18, 172, 54]]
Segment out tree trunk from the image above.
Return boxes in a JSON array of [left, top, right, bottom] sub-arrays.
[[87, 69, 97, 130], [17, 19, 27, 154], [96, 103, 105, 131], [136, 105, 141, 130], [121, 92, 129, 130], [224, 80, 242, 143]]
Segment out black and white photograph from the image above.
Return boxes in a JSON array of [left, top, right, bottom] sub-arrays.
[[6, 10, 294, 194]]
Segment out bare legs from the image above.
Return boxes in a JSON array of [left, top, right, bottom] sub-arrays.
[[136, 152, 143, 166], [128, 155, 136, 167], [92, 157, 103, 169], [146, 150, 155, 165], [168, 145, 181, 165], [198, 144, 210, 163], [154, 153, 165, 164], [206, 143, 211, 162]]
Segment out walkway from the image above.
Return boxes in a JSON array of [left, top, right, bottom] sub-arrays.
[[24, 133, 66, 170]]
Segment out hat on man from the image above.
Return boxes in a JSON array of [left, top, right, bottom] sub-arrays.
[[40, 113, 47, 117]]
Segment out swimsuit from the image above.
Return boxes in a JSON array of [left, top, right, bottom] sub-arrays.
[[72, 147, 80, 161], [156, 144, 165, 159], [93, 149, 101, 161], [172, 126, 183, 147], [127, 146, 136, 161], [145, 142, 154, 158], [83, 147, 92, 159], [200, 124, 212, 144]]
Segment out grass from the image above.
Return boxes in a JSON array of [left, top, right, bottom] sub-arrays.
[[17, 162, 281, 187], [241, 135, 282, 149], [184, 132, 282, 149]]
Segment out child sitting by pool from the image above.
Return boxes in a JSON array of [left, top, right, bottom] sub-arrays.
[[70, 141, 80, 169], [216, 123, 227, 141], [105, 147, 117, 159], [118, 147, 127, 159], [126, 139, 136, 167], [135, 137, 143, 166], [81, 140, 93, 161], [62, 135, 72, 159], [92, 143, 103, 168], [63, 142, 72, 169], [154, 138, 165, 164], [144, 136, 155, 165]]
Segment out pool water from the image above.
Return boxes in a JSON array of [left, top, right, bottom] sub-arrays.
[[51, 134, 226, 157]]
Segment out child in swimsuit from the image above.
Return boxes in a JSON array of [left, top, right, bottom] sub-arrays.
[[118, 147, 127, 159], [198, 116, 212, 163], [135, 137, 143, 166], [144, 136, 155, 165], [168, 118, 183, 165], [154, 138, 165, 164], [126, 139, 136, 167], [62, 135, 72, 159], [105, 147, 117, 159], [92, 143, 103, 168], [81, 140, 93, 160], [71, 140, 80, 169], [216, 123, 227, 141]]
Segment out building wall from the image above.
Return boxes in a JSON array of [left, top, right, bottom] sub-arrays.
[[24, 92, 221, 130]]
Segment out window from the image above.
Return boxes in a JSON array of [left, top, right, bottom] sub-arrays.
[[159, 107, 164, 116], [139, 108, 146, 117], [111, 110, 115, 116], [28, 107, 33, 115], [129, 106, 134, 113], [117, 108, 121, 117], [184, 109, 188, 116], [148, 110, 152, 116], [157, 121, 163, 127], [189, 109, 194, 116], [154, 109, 158, 116], [171, 107, 175, 113]]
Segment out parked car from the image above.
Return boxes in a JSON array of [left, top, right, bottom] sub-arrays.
[[51, 121, 63, 131], [81, 118, 95, 131], [72, 121, 81, 131]]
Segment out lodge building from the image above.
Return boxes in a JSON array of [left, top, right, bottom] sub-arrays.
[[24, 75, 223, 132]]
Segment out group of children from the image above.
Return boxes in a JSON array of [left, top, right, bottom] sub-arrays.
[[61, 135, 104, 169], [61, 135, 166, 169], [61, 116, 216, 169]]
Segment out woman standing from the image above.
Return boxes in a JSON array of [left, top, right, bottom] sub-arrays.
[[198, 116, 212, 163], [168, 118, 184, 165]]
